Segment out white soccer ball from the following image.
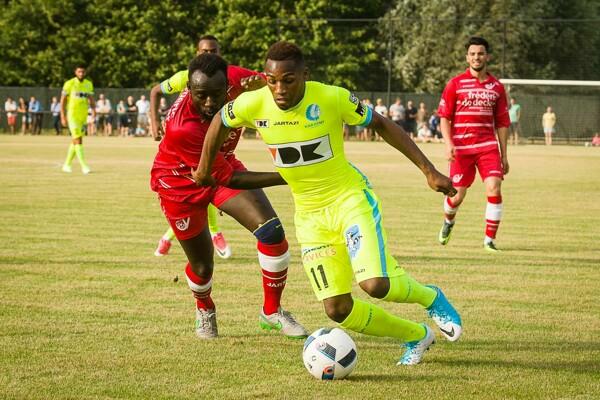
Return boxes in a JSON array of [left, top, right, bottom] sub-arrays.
[[302, 327, 358, 380]]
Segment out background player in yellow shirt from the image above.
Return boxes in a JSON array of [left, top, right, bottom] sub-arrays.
[[195, 41, 463, 365], [60, 64, 95, 174]]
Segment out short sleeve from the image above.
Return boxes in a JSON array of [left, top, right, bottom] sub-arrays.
[[61, 80, 71, 96], [220, 92, 252, 129], [337, 87, 372, 127], [437, 79, 456, 120], [494, 84, 510, 128], [160, 70, 187, 95]]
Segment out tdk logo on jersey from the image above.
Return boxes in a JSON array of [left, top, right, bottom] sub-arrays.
[[255, 119, 269, 128], [345, 225, 362, 259], [268, 135, 333, 168], [306, 104, 321, 121]]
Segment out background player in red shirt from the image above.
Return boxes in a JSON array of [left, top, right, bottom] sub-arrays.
[[151, 53, 307, 339], [437, 37, 510, 252]]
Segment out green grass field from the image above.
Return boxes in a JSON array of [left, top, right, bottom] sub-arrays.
[[1, 135, 599, 400]]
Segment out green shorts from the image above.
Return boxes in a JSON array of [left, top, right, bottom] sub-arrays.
[[296, 188, 405, 301], [67, 116, 86, 138]]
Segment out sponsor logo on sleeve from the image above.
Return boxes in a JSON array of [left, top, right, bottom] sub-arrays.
[[354, 103, 365, 117], [226, 102, 235, 120], [306, 104, 321, 121], [166, 81, 173, 92], [268, 134, 333, 168], [349, 93, 359, 105], [345, 225, 362, 259]]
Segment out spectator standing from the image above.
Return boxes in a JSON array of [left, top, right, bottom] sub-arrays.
[[135, 94, 150, 136], [416, 102, 428, 131], [17, 97, 29, 135], [95, 93, 112, 136], [389, 97, 405, 127], [50, 96, 62, 135], [429, 110, 442, 142], [374, 98, 388, 141], [591, 133, 600, 147], [29, 96, 42, 135], [405, 100, 418, 139], [508, 98, 521, 145], [158, 97, 169, 124], [542, 106, 556, 146], [116, 99, 128, 137], [5, 97, 17, 134], [86, 106, 96, 136], [126, 96, 137, 136]]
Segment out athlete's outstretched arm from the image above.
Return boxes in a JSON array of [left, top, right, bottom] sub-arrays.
[[193, 114, 231, 187], [369, 112, 457, 197], [149, 83, 163, 141], [227, 171, 286, 189], [192, 114, 286, 189]]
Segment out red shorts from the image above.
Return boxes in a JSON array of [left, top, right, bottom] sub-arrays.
[[158, 155, 247, 240], [7, 115, 16, 126], [449, 148, 503, 188]]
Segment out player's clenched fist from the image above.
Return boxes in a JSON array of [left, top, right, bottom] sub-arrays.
[[426, 169, 457, 197]]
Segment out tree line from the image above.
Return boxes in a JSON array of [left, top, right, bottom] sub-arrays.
[[1, 0, 598, 92]]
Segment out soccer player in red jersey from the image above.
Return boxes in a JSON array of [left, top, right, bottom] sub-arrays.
[[437, 36, 510, 252], [151, 53, 307, 339]]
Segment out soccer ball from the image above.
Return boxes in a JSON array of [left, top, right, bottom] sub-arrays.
[[302, 328, 358, 380]]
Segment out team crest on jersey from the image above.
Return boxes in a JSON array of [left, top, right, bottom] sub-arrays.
[[345, 225, 362, 259], [452, 174, 463, 184], [306, 104, 321, 121], [226, 102, 235, 120], [175, 217, 190, 231], [255, 119, 269, 128], [268, 134, 333, 168]]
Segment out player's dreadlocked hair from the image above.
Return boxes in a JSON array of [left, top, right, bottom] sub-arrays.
[[266, 41, 304, 65], [188, 53, 228, 80], [466, 36, 490, 52]]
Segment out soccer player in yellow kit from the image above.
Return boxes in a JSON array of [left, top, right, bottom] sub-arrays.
[[195, 41, 464, 365], [60, 65, 95, 174]]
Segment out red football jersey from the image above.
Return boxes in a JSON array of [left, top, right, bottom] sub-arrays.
[[437, 69, 510, 155], [221, 65, 264, 157], [150, 89, 234, 203]]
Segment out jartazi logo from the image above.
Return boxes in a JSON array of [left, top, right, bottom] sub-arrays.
[[175, 217, 190, 231], [268, 135, 333, 168], [273, 120, 299, 126], [255, 119, 269, 128]]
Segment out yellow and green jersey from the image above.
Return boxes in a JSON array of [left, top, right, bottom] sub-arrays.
[[160, 70, 187, 95], [221, 81, 373, 211], [62, 77, 94, 120]]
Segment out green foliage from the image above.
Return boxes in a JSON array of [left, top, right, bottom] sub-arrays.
[[384, 0, 600, 92], [0, 0, 598, 91]]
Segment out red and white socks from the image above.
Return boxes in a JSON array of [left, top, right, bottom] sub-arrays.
[[185, 263, 215, 311], [443, 196, 458, 225], [484, 196, 503, 244], [257, 239, 290, 315]]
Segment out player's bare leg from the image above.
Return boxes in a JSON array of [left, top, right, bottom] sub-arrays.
[[439, 186, 467, 245], [483, 177, 503, 252], [179, 227, 218, 339], [219, 189, 308, 338]]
